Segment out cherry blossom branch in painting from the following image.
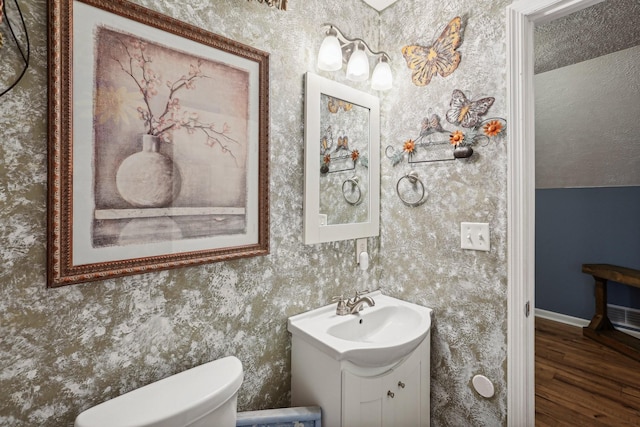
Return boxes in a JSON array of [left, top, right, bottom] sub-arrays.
[[110, 36, 239, 160]]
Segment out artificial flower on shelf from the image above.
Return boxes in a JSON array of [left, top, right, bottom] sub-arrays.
[[483, 119, 503, 137], [321, 154, 331, 174], [108, 36, 239, 162], [385, 138, 415, 166], [449, 130, 465, 146], [403, 139, 416, 155], [449, 129, 473, 158]]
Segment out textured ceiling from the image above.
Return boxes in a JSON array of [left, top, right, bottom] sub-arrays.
[[534, 0, 640, 74]]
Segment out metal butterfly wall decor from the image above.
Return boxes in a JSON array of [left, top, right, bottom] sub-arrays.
[[247, 0, 287, 10], [446, 89, 494, 128], [327, 97, 353, 114], [401, 16, 463, 87], [419, 114, 449, 139]]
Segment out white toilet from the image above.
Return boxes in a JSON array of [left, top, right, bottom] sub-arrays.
[[75, 356, 243, 427]]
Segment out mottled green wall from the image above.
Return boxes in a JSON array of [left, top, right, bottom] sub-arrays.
[[379, 1, 509, 424], [0, 0, 509, 426]]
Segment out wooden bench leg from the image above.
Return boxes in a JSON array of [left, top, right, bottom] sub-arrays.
[[581, 265, 640, 362], [586, 277, 614, 332]]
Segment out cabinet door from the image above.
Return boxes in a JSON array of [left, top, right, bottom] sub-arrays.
[[342, 350, 423, 427], [384, 350, 422, 427], [342, 340, 429, 427], [342, 370, 385, 427]]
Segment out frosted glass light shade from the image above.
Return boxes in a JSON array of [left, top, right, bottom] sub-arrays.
[[317, 34, 343, 71], [346, 46, 370, 82], [371, 60, 393, 90]]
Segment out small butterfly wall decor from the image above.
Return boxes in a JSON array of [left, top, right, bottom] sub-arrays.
[[335, 135, 349, 152], [247, 0, 287, 10], [446, 89, 494, 128], [320, 126, 333, 154], [327, 97, 353, 114], [419, 114, 449, 139], [401, 16, 463, 87]]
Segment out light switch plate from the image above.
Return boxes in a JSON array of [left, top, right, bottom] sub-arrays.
[[461, 222, 490, 251]]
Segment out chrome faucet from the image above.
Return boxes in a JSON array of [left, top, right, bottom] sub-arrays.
[[333, 290, 375, 316], [347, 295, 375, 314]]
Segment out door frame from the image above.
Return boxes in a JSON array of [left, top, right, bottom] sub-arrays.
[[505, 0, 604, 424]]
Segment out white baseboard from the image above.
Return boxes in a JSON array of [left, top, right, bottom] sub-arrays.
[[535, 308, 590, 328], [535, 308, 640, 339]]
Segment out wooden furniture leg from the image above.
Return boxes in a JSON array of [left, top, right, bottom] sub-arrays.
[[582, 264, 640, 362], [585, 277, 614, 332]]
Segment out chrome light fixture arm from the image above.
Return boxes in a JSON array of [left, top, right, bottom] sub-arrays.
[[321, 24, 390, 63]]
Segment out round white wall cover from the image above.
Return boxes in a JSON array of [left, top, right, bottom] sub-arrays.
[[472, 374, 495, 398]]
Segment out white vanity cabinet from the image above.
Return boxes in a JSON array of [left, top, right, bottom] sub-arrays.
[[290, 333, 430, 427]]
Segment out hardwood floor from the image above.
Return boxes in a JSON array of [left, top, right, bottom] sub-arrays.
[[536, 317, 640, 426]]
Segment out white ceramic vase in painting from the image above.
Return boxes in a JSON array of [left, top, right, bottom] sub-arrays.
[[115, 134, 182, 208]]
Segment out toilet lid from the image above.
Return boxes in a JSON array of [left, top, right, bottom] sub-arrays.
[[75, 356, 243, 427]]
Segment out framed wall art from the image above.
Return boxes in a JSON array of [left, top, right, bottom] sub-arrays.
[[48, 0, 270, 287]]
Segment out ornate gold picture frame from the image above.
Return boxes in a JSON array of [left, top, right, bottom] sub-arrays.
[[48, 0, 270, 287]]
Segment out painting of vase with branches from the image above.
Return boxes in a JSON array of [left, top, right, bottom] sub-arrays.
[[92, 26, 250, 248]]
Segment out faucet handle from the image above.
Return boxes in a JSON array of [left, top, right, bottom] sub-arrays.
[[355, 289, 370, 298], [332, 295, 350, 316]]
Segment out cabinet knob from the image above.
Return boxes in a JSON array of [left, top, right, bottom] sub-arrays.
[[387, 390, 395, 398], [398, 381, 405, 388]]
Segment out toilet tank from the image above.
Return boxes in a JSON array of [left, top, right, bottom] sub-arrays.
[[75, 356, 243, 427]]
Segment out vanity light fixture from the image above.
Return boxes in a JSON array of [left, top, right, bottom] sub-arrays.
[[345, 42, 370, 82], [370, 57, 392, 90], [317, 27, 343, 71], [317, 24, 393, 91]]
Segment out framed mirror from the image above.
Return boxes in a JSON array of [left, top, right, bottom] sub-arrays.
[[303, 72, 380, 244]]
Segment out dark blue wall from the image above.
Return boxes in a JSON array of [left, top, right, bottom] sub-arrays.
[[535, 187, 640, 320]]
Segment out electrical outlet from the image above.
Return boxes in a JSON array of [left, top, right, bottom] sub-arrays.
[[461, 222, 490, 251]]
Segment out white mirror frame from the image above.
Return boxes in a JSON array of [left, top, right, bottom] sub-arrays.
[[303, 72, 380, 244]]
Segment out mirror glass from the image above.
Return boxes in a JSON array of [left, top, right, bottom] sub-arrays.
[[319, 93, 370, 224], [304, 72, 380, 244]]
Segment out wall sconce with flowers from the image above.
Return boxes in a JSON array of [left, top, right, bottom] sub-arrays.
[[317, 24, 393, 91]]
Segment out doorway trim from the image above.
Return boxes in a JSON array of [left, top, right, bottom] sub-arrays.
[[505, 0, 604, 424]]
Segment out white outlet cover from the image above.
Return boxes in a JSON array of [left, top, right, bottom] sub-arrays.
[[356, 238, 367, 263], [472, 374, 495, 398], [461, 222, 490, 252]]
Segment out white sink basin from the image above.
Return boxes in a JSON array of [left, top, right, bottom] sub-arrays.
[[287, 291, 432, 367]]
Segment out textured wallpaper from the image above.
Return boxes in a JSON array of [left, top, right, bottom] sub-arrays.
[[0, 0, 508, 426], [379, 1, 509, 425]]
